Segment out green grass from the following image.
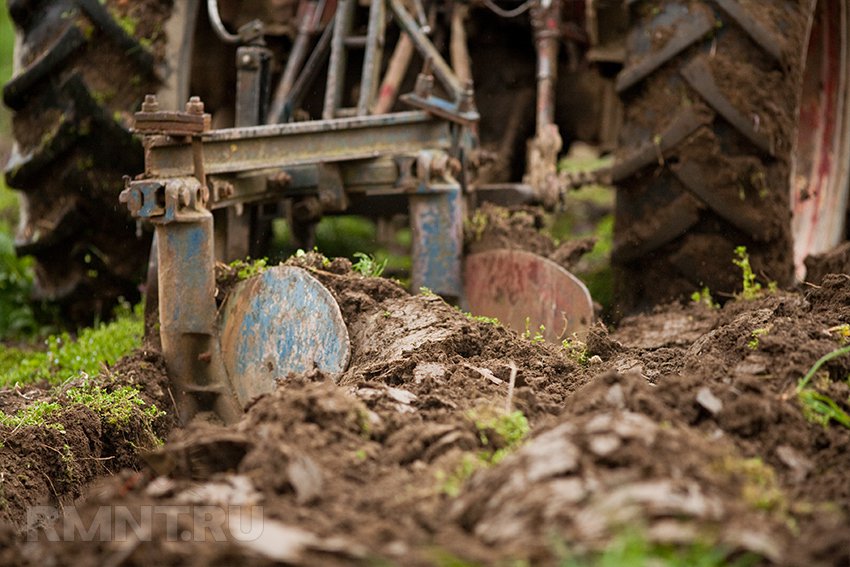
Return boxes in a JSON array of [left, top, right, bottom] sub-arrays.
[[558, 531, 757, 567], [0, 400, 64, 432], [0, 303, 144, 388]]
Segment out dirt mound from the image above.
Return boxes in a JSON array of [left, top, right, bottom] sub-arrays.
[[0, 350, 172, 530], [3, 262, 850, 565]]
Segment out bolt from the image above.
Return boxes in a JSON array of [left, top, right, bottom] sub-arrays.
[[141, 94, 159, 113], [185, 96, 204, 115], [241, 53, 253, 66]]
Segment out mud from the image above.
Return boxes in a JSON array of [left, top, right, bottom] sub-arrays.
[[467, 203, 597, 272], [1, 260, 850, 565]]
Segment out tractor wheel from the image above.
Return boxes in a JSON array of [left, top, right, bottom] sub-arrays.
[[3, 0, 197, 323], [612, 0, 850, 313]]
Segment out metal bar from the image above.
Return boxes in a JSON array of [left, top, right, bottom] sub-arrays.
[[145, 111, 451, 177], [236, 45, 273, 126], [268, 5, 316, 124], [374, 34, 414, 114], [156, 210, 242, 425], [284, 19, 335, 122], [209, 158, 407, 208], [388, 0, 463, 99], [532, 1, 561, 133], [356, 0, 386, 115], [450, 4, 472, 85], [324, 0, 355, 119], [410, 185, 464, 298]]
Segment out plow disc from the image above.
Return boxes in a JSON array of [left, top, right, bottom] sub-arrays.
[[464, 249, 594, 343], [219, 266, 351, 407]]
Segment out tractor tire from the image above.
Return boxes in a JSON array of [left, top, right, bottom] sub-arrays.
[[3, 0, 195, 323], [612, 0, 850, 313]]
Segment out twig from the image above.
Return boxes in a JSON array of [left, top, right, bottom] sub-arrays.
[[504, 361, 518, 414]]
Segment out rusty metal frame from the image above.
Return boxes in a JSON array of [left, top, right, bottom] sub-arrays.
[[142, 111, 452, 178]]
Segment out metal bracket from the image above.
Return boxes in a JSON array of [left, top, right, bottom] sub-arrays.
[[120, 176, 208, 223]]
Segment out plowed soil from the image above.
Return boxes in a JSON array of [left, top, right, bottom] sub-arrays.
[[2, 257, 850, 566]]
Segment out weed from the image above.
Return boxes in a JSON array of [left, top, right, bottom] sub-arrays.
[[690, 286, 718, 309], [522, 318, 545, 344], [748, 327, 769, 350], [732, 246, 762, 300], [419, 286, 436, 297], [230, 257, 267, 280], [562, 337, 589, 366], [796, 344, 850, 429], [466, 313, 500, 326], [0, 401, 64, 432], [455, 306, 499, 326], [464, 209, 488, 242], [352, 252, 387, 277]]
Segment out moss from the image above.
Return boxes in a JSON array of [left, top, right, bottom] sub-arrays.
[[718, 456, 787, 516], [0, 401, 64, 432]]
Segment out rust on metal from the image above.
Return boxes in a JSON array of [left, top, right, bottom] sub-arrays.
[[464, 249, 594, 343], [219, 266, 351, 407]]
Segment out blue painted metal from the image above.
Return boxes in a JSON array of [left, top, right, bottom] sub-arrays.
[[219, 266, 351, 407], [410, 183, 464, 298], [154, 209, 242, 425]]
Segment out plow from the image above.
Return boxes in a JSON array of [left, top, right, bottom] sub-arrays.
[[5, 0, 850, 425], [117, 0, 596, 422], [6, 2, 850, 563]]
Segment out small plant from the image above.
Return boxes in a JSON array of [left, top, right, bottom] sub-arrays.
[[748, 327, 769, 350], [419, 286, 436, 297], [229, 257, 267, 280], [732, 246, 762, 300], [437, 409, 530, 497], [562, 337, 589, 365], [454, 306, 499, 326], [467, 313, 500, 326], [522, 318, 545, 344], [352, 252, 387, 277], [796, 344, 850, 429], [464, 209, 488, 242], [690, 286, 718, 309], [472, 409, 530, 464]]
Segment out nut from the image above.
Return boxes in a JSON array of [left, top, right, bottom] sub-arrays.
[[141, 94, 159, 113], [185, 96, 205, 115]]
